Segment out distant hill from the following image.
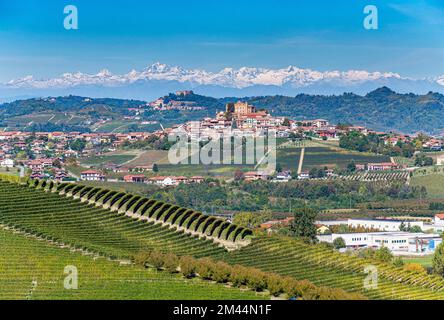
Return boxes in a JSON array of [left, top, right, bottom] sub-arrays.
[[242, 87, 444, 135], [0, 95, 145, 117], [1, 88, 444, 134]]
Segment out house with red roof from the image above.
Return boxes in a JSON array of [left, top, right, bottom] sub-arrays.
[[434, 214, 444, 226], [123, 174, 146, 183]]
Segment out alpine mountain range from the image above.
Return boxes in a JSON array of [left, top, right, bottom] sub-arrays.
[[2, 62, 444, 102]]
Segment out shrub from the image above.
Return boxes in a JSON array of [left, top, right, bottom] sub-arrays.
[[433, 242, 444, 276], [314, 287, 348, 300], [374, 246, 393, 263], [180, 255, 197, 278], [229, 265, 249, 287], [163, 253, 179, 273], [246, 268, 267, 291], [403, 263, 427, 274], [284, 277, 316, 299], [333, 237, 346, 250], [266, 273, 284, 297], [212, 261, 231, 283], [196, 258, 216, 280], [148, 251, 165, 270], [393, 257, 404, 268]]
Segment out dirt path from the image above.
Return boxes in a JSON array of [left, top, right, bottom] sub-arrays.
[[297, 147, 305, 174]]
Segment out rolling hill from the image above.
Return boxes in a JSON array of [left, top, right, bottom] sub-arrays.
[[2, 87, 444, 134], [2, 175, 444, 300]]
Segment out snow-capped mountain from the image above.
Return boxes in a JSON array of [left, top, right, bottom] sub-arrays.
[[2, 62, 444, 101]]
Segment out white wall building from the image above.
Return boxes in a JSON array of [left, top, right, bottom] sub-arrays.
[[0, 159, 14, 168], [318, 232, 442, 255], [435, 214, 444, 226], [80, 170, 105, 181], [317, 216, 444, 234], [347, 219, 424, 232]]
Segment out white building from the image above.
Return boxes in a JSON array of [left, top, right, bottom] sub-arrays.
[[0, 159, 14, 168], [318, 217, 444, 234], [420, 214, 444, 233], [80, 170, 105, 181], [347, 219, 424, 232], [435, 214, 444, 226], [318, 232, 442, 255]]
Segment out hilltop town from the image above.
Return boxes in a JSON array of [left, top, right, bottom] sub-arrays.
[[1, 94, 443, 184]]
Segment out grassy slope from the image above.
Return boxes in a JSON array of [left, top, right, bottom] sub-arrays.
[[0, 229, 264, 300], [80, 154, 136, 166], [403, 256, 434, 269], [410, 174, 444, 199]]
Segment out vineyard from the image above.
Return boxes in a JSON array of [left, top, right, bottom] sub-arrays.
[[216, 237, 444, 300], [338, 171, 410, 183], [0, 180, 229, 259], [0, 228, 263, 300], [2, 175, 444, 300]]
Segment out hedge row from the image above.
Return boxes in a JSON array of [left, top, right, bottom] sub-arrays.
[[133, 250, 367, 300]]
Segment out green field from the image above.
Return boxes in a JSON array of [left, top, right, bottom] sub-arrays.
[[0, 228, 264, 300], [81, 154, 136, 166], [158, 163, 255, 178], [403, 256, 434, 269], [277, 146, 390, 171], [0, 167, 20, 176], [5, 112, 88, 128], [125, 150, 170, 166], [65, 165, 90, 177], [411, 174, 444, 199]]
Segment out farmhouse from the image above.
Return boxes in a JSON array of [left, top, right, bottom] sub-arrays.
[[148, 176, 177, 186], [298, 172, 310, 180], [80, 170, 105, 181], [274, 171, 292, 182], [147, 175, 205, 186], [123, 174, 146, 183], [260, 217, 294, 230], [243, 171, 270, 181], [367, 162, 399, 171], [25, 158, 54, 171], [0, 159, 14, 168]]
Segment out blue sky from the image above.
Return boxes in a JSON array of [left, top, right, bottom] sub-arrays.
[[0, 0, 444, 82]]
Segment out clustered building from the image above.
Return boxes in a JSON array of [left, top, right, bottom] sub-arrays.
[[316, 216, 444, 255], [0, 130, 167, 181]]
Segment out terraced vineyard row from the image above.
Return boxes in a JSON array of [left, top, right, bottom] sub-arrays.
[[32, 179, 252, 249], [216, 237, 444, 300], [2, 176, 444, 300], [0, 180, 226, 259], [0, 228, 263, 300], [338, 171, 410, 182]]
